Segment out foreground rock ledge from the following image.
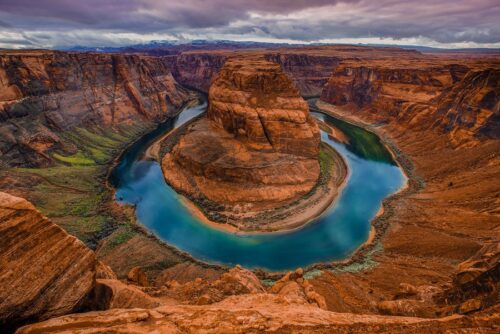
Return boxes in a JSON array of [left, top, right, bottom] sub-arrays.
[[161, 57, 331, 231], [0, 192, 96, 329]]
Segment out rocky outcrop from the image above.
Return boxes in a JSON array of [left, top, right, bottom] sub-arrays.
[[0, 192, 96, 329], [437, 242, 499, 314], [92, 279, 160, 310], [127, 266, 149, 287], [16, 297, 500, 333], [207, 57, 320, 158], [154, 266, 266, 305], [162, 57, 322, 230], [0, 51, 190, 167]]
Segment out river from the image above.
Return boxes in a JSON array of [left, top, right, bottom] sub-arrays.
[[110, 101, 405, 271]]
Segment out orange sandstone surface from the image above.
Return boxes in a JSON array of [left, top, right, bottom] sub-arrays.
[[161, 57, 331, 231], [0, 191, 497, 333]]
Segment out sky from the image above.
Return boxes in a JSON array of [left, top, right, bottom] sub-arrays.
[[0, 0, 499, 49]]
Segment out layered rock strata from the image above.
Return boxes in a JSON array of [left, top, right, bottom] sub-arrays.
[[0, 192, 96, 329], [320, 60, 499, 145], [162, 57, 323, 230], [0, 51, 190, 167]]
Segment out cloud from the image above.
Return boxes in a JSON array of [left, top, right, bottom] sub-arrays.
[[0, 0, 498, 48]]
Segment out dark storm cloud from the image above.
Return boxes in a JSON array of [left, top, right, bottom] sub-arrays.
[[0, 0, 498, 47], [0, 0, 350, 30]]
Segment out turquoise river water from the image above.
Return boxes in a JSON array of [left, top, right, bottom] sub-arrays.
[[110, 101, 405, 271]]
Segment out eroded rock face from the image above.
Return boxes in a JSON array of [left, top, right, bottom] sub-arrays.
[[0, 192, 96, 328], [165, 52, 227, 92], [16, 296, 500, 333], [162, 57, 321, 226], [320, 60, 499, 145], [265, 52, 341, 96], [434, 68, 499, 140], [208, 57, 320, 158], [437, 242, 499, 313], [0, 51, 190, 167]]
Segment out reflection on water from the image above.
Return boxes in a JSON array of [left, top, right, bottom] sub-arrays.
[[111, 102, 405, 271]]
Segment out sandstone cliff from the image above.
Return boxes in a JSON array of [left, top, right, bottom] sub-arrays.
[[0, 192, 96, 330], [320, 59, 499, 144], [164, 52, 227, 92], [207, 57, 320, 158], [162, 45, 425, 97], [265, 52, 340, 96], [312, 53, 499, 319], [162, 57, 322, 230], [0, 51, 190, 167], [433, 68, 499, 141]]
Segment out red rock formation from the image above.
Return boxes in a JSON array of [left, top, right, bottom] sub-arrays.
[[164, 52, 227, 91], [0, 192, 96, 329], [0, 51, 190, 167], [265, 52, 340, 96], [162, 45, 425, 96], [313, 55, 499, 319], [320, 59, 499, 144], [207, 57, 320, 158], [433, 68, 499, 141], [437, 242, 499, 314], [16, 297, 500, 333], [162, 57, 321, 229], [92, 279, 160, 310]]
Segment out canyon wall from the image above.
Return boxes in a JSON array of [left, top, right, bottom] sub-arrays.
[[163, 52, 227, 92], [264, 52, 340, 96], [161, 46, 426, 97], [320, 59, 499, 144], [0, 51, 190, 167], [313, 55, 499, 321]]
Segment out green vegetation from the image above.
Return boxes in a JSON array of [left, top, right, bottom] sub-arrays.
[[2, 122, 154, 250], [318, 147, 334, 176], [53, 152, 95, 165], [58, 215, 107, 245], [331, 243, 383, 273], [303, 269, 324, 280], [104, 225, 136, 249], [261, 279, 277, 287]]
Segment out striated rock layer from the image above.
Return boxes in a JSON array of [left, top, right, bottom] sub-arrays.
[[0, 192, 96, 329], [207, 57, 320, 158], [0, 50, 190, 167], [162, 57, 321, 228], [320, 60, 499, 145]]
